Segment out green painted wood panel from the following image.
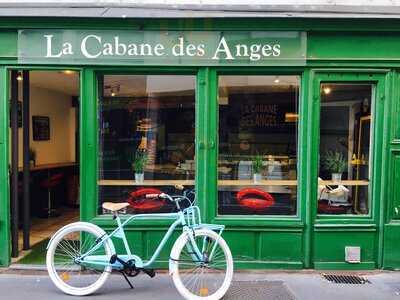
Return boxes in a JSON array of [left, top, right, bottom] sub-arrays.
[[4, 18, 400, 32], [0, 31, 16, 60], [313, 230, 376, 268], [259, 232, 302, 262], [221, 231, 257, 261], [383, 149, 400, 269], [383, 223, 400, 269], [80, 68, 97, 222], [388, 150, 400, 220], [0, 67, 10, 266], [308, 32, 400, 61], [8, 25, 400, 64]]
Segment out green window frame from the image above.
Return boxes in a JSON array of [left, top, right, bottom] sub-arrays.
[[310, 70, 390, 224], [203, 68, 307, 227], [82, 67, 205, 226]]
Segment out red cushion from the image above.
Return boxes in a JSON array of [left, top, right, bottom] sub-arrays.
[[41, 173, 64, 188], [318, 201, 348, 214], [128, 188, 165, 212], [236, 188, 275, 210]]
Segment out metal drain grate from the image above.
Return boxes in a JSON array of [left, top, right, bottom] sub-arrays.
[[322, 274, 371, 284], [223, 280, 296, 300]]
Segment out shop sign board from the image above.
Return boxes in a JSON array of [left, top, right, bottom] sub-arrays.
[[18, 30, 306, 66]]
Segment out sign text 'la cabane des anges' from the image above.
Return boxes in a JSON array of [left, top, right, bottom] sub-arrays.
[[18, 30, 306, 66]]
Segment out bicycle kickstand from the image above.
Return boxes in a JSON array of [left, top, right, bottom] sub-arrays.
[[119, 271, 134, 289]]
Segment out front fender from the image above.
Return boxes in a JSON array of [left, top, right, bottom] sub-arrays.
[[169, 257, 178, 275]]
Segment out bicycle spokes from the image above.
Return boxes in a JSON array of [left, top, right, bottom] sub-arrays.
[[173, 230, 232, 298], [51, 228, 109, 289]]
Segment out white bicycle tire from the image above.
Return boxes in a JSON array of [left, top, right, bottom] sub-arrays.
[[46, 222, 114, 296], [170, 229, 233, 300]]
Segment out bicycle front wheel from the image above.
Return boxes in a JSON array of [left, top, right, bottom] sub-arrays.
[[46, 222, 113, 296], [170, 229, 233, 300]]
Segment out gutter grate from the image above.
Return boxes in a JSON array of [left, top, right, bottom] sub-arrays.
[[322, 274, 371, 284]]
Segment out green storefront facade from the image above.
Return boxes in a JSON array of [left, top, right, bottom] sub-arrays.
[[0, 16, 400, 270]]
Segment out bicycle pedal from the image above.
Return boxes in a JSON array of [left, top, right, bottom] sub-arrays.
[[142, 268, 156, 278]]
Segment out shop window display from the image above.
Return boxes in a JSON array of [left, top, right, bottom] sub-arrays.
[[318, 84, 372, 215], [218, 75, 300, 215], [98, 75, 195, 214]]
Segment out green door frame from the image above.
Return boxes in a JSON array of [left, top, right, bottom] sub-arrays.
[[0, 66, 82, 266], [309, 69, 391, 269], [0, 67, 10, 266]]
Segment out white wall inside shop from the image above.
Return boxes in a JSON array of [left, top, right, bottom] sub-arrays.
[[10, 85, 76, 167]]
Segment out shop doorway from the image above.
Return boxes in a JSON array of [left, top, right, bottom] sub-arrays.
[[311, 72, 387, 269], [9, 70, 80, 263]]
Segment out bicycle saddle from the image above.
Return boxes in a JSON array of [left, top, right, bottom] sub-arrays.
[[102, 202, 130, 212]]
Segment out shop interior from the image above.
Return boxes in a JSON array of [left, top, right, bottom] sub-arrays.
[[217, 75, 299, 216], [98, 75, 196, 215], [9, 70, 79, 261], [95, 74, 372, 218], [318, 83, 372, 215]]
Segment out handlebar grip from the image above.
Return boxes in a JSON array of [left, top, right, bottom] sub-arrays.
[[145, 193, 160, 199], [175, 184, 184, 191]]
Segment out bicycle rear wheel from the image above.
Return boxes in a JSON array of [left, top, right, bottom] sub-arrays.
[[170, 229, 233, 300], [46, 222, 113, 296]]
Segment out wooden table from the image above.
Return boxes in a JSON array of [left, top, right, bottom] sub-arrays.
[[19, 162, 76, 172], [97, 179, 369, 187], [98, 179, 195, 186]]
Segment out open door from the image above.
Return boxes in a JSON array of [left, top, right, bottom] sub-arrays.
[[7, 69, 80, 263]]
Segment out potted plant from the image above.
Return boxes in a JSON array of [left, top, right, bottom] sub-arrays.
[[252, 154, 264, 183], [132, 150, 148, 183], [29, 148, 36, 167], [323, 151, 347, 182]]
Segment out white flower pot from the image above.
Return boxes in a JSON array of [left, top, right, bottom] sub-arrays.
[[253, 173, 262, 183], [331, 173, 342, 182], [135, 173, 144, 183]]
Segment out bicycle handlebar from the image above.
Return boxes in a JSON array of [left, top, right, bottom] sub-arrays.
[[145, 193, 161, 199], [144, 186, 194, 210], [145, 192, 175, 202]]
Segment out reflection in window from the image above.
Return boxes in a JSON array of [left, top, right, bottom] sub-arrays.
[[318, 84, 372, 215], [98, 75, 195, 214], [218, 75, 299, 215]]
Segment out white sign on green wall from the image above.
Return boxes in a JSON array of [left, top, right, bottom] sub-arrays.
[[18, 30, 306, 66]]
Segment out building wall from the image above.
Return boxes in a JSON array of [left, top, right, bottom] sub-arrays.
[[10, 85, 76, 167]]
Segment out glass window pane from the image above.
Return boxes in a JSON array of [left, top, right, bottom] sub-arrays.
[[98, 75, 195, 215], [218, 75, 300, 215], [318, 83, 372, 215]]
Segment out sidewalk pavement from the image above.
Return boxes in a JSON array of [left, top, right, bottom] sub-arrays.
[[0, 268, 399, 300]]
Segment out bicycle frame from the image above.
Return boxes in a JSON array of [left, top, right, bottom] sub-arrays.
[[76, 206, 225, 271]]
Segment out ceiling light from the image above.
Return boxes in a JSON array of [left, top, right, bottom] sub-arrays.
[[63, 70, 75, 75], [323, 87, 331, 95], [274, 76, 280, 83], [16, 72, 23, 81], [285, 112, 298, 123]]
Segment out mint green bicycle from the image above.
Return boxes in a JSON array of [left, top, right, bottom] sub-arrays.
[[46, 186, 233, 299]]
